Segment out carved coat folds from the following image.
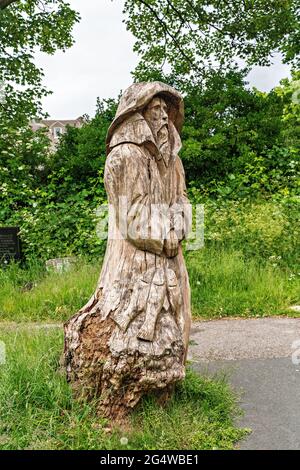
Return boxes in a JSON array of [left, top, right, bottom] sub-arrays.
[[64, 82, 191, 419]]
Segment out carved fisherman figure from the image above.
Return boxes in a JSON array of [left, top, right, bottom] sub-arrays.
[[64, 82, 192, 419]]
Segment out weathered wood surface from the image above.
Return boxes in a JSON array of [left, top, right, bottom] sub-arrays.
[[64, 82, 191, 420]]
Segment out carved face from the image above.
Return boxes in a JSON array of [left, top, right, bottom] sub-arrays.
[[143, 96, 171, 163], [143, 96, 169, 140]]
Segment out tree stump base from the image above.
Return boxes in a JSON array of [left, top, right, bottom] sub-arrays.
[[64, 296, 186, 420]]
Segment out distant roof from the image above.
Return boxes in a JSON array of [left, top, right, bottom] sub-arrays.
[[41, 118, 83, 126], [31, 121, 46, 131]]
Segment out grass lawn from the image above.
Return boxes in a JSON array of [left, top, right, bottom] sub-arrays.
[[0, 246, 298, 322], [0, 327, 248, 450], [0, 244, 297, 450], [187, 247, 300, 318]]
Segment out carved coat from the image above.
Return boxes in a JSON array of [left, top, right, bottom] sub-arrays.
[[95, 82, 191, 358], [65, 83, 191, 403]]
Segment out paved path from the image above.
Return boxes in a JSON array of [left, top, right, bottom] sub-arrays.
[[188, 318, 300, 450]]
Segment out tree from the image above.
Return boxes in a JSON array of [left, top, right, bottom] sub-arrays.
[[180, 69, 284, 183], [0, 0, 18, 9], [123, 0, 299, 88], [0, 0, 80, 125], [122, 1, 299, 198], [48, 98, 117, 196], [274, 70, 300, 148]]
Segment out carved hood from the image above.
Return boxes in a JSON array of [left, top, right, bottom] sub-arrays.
[[106, 81, 184, 155]]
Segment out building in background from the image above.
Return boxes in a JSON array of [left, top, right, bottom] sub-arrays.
[[31, 117, 84, 149]]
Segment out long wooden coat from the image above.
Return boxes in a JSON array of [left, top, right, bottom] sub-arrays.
[[97, 111, 191, 356], [64, 82, 191, 416]]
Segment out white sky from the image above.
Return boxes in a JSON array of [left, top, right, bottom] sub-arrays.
[[35, 0, 291, 119]]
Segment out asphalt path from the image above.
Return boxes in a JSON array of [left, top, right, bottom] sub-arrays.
[[189, 318, 300, 450]]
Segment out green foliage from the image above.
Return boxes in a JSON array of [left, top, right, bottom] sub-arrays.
[[2, 175, 107, 261], [0, 328, 247, 449], [181, 69, 285, 185], [48, 98, 117, 189], [123, 0, 299, 199], [0, 2, 298, 451], [0, 209, 299, 322], [0, 259, 99, 321], [183, 72, 299, 197], [1, 76, 299, 261], [0, 124, 49, 221], [0, 1, 82, 259], [0, 100, 116, 261], [189, 195, 299, 267], [1, 81, 299, 269], [0, 0, 80, 125], [0, 2, 298, 281], [123, 0, 299, 88], [275, 70, 300, 148], [187, 247, 299, 318]]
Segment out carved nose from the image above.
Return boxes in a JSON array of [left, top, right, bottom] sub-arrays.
[[161, 109, 168, 121]]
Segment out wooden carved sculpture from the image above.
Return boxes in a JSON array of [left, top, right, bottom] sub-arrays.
[[64, 82, 192, 420]]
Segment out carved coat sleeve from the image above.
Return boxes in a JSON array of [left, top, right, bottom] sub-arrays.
[[171, 156, 192, 241], [104, 143, 167, 255]]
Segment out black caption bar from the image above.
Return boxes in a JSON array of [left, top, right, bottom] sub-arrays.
[[0, 450, 295, 466]]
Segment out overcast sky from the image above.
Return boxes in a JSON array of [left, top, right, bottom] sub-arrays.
[[35, 0, 291, 119]]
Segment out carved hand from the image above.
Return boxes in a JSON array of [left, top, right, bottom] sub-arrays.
[[164, 229, 179, 258]]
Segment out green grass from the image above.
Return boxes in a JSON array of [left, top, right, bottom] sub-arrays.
[[0, 259, 99, 322], [187, 246, 300, 318], [0, 247, 299, 322], [0, 328, 247, 450]]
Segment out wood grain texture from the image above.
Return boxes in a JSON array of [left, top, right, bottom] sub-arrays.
[[64, 82, 191, 420]]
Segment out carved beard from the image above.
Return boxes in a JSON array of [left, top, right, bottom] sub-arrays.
[[156, 125, 171, 166]]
